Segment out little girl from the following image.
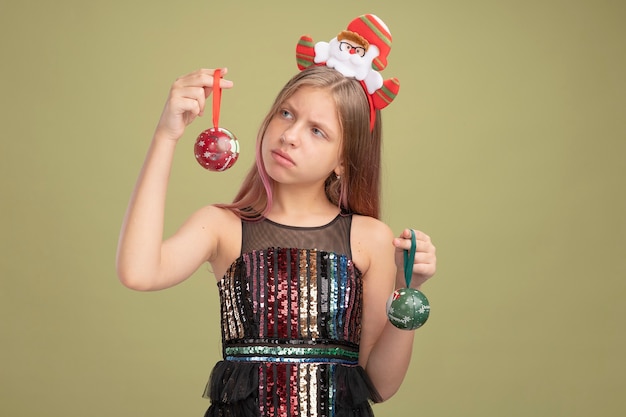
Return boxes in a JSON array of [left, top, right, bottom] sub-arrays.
[[117, 14, 436, 417]]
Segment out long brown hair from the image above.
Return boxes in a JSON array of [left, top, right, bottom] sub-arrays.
[[217, 66, 383, 219]]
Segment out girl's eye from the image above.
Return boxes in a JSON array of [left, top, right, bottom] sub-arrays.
[[280, 109, 293, 119], [312, 127, 326, 138]]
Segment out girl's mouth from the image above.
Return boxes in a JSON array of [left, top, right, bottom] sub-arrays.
[[271, 150, 295, 167]]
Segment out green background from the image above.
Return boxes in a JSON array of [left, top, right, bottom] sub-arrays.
[[1, 0, 625, 416]]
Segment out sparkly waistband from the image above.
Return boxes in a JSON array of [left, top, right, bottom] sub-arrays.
[[224, 343, 360, 365]]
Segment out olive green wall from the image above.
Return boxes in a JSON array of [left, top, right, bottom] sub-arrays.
[[1, 1, 624, 416]]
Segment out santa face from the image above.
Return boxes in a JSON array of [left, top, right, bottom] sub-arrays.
[[325, 37, 378, 80], [338, 39, 366, 58]]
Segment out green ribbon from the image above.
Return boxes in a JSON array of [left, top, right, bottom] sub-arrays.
[[403, 229, 416, 288]]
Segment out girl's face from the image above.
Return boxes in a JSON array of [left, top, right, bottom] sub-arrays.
[[261, 86, 343, 187]]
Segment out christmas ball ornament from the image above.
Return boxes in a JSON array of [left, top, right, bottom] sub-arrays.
[[387, 229, 432, 330], [194, 127, 239, 171], [386, 287, 430, 330], [194, 68, 239, 171]]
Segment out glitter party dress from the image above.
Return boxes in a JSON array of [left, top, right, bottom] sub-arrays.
[[203, 214, 381, 417]]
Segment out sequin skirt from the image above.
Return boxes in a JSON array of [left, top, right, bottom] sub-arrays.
[[203, 351, 381, 417]]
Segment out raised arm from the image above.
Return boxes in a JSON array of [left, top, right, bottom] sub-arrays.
[[355, 218, 437, 401], [115, 69, 234, 291]]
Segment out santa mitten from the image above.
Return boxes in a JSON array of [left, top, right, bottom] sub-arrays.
[[296, 35, 316, 70], [372, 77, 401, 110]]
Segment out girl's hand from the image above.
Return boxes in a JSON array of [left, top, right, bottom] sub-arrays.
[[155, 68, 233, 142], [393, 229, 436, 289]]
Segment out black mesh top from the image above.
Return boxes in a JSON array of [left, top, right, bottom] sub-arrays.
[[241, 213, 353, 257]]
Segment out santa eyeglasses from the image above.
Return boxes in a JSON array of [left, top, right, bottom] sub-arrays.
[[338, 41, 366, 57]]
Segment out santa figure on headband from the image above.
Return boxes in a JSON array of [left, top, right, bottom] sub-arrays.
[[296, 14, 400, 110]]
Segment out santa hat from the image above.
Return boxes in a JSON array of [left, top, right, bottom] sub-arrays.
[[346, 14, 392, 71]]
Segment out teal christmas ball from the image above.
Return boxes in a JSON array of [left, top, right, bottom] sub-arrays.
[[386, 288, 430, 330]]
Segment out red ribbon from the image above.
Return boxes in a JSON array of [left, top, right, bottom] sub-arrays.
[[212, 69, 222, 128]]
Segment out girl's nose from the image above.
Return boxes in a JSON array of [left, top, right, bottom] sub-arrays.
[[281, 126, 300, 146]]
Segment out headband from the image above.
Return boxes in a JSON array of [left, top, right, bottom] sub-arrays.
[[296, 14, 400, 130]]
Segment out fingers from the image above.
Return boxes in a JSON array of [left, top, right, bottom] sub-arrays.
[[411, 251, 437, 275], [175, 68, 233, 88], [393, 228, 437, 281], [155, 68, 235, 140], [393, 229, 434, 253], [171, 68, 234, 117]]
